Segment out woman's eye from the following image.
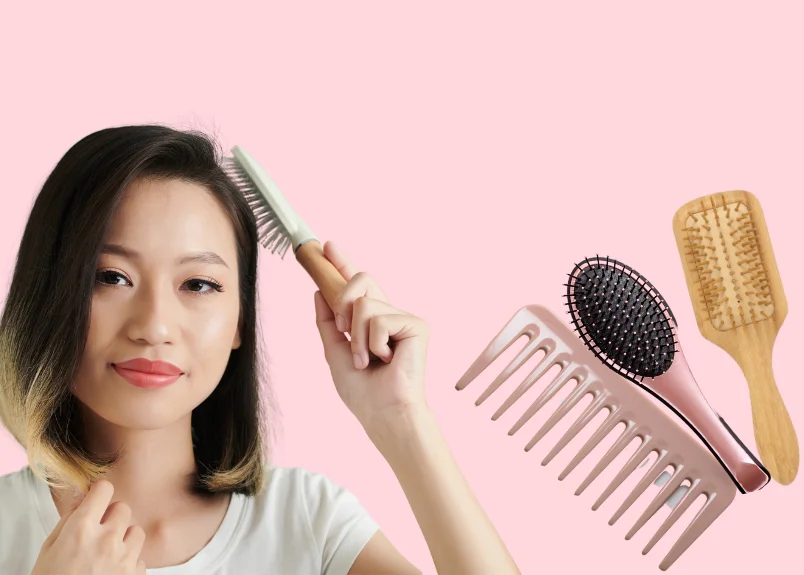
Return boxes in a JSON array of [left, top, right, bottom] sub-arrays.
[[183, 279, 224, 295], [96, 270, 130, 286]]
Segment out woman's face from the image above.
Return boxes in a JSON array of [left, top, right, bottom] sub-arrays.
[[72, 177, 242, 430]]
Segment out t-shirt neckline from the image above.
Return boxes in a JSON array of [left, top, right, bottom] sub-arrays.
[[26, 466, 247, 574]]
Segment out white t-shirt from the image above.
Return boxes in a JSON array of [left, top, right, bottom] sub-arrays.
[[0, 464, 379, 574]]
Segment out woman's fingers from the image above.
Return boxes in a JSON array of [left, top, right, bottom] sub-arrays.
[[324, 241, 359, 282], [70, 479, 114, 526], [368, 313, 420, 363], [45, 494, 82, 545], [335, 272, 388, 333], [123, 524, 146, 560], [350, 296, 412, 369], [314, 290, 352, 370], [322, 242, 388, 333], [320, 241, 420, 370]]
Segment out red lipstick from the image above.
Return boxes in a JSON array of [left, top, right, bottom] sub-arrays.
[[113, 358, 183, 389]]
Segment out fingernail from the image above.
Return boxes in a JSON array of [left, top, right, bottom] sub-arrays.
[[335, 314, 346, 331], [353, 353, 363, 369]]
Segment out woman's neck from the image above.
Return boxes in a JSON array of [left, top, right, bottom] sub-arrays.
[[60, 406, 206, 528]]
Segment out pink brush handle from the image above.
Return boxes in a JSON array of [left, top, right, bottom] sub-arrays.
[[642, 346, 770, 493]]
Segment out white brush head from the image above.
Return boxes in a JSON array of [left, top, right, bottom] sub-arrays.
[[223, 145, 317, 257]]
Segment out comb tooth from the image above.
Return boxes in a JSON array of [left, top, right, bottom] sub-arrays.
[[642, 481, 702, 555], [577, 422, 639, 498], [455, 306, 555, 396], [492, 348, 562, 420], [659, 492, 731, 571], [590, 432, 650, 507], [558, 406, 622, 481], [609, 450, 671, 525], [508, 362, 577, 433], [456, 340, 517, 391], [522, 377, 593, 452], [479, 339, 552, 408], [625, 465, 686, 540], [541, 390, 611, 466], [455, 311, 543, 395]]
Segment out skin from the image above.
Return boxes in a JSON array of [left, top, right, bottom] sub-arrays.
[[48, 176, 521, 573]]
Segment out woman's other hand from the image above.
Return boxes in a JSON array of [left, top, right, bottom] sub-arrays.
[[30, 479, 146, 575]]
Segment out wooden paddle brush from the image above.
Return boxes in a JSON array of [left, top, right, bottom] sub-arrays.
[[672, 190, 798, 485]]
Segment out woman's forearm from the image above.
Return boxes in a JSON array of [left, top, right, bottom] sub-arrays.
[[365, 403, 521, 575]]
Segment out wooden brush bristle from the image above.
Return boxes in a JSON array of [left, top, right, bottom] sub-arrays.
[[682, 195, 774, 331]]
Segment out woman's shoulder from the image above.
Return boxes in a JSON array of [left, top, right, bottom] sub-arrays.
[[261, 465, 354, 501], [259, 465, 373, 524], [0, 466, 43, 538], [0, 465, 35, 499], [258, 465, 378, 564], [0, 465, 49, 525], [0, 466, 48, 575], [0, 464, 31, 481]]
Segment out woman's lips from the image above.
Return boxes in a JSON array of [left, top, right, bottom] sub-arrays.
[[113, 365, 182, 388], [114, 358, 183, 375]]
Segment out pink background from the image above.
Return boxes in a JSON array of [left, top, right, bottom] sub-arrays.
[[1, 1, 802, 573]]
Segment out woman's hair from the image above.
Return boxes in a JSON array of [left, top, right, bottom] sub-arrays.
[[0, 124, 273, 497]]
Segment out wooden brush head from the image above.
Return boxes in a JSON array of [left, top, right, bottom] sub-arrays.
[[672, 190, 787, 355]]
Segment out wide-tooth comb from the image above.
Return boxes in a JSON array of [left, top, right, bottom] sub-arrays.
[[456, 305, 738, 571], [672, 190, 798, 485]]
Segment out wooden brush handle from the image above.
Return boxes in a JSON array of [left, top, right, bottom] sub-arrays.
[[740, 352, 799, 485], [295, 240, 348, 313], [296, 240, 385, 363]]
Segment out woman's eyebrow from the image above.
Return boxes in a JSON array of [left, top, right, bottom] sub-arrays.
[[101, 244, 230, 268]]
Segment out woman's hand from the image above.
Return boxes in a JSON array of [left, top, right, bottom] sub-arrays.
[[30, 480, 146, 575], [313, 241, 430, 432], [313, 241, 521, 575]]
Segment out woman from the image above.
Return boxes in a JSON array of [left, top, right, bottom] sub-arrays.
[[0, 125, 520, 574]]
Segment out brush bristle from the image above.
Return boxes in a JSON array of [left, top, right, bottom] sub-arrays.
[[223, 156, 293, 258], [565, 256, 678, 382], [681, 197, 774, 330]]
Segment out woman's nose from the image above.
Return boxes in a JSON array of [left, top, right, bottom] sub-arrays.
[[125, 282, 178, 345]]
